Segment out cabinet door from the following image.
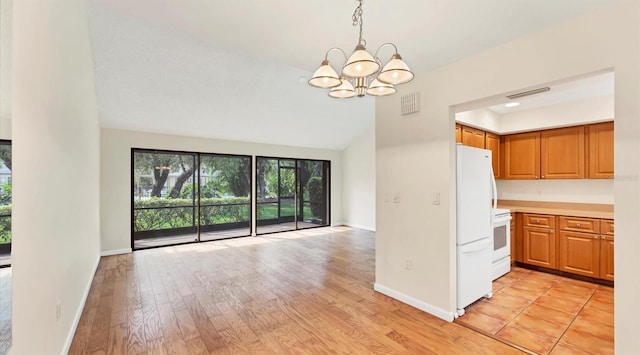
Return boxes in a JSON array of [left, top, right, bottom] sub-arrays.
[[558, 230, 599, 278], [462, 126, 485, 148], [504, 132, 541, 179], [588, 122, 614, 179], [523, 226, 555, 268], [485, 132, 501, 179], [455, 124, 462, 143], [600, 234, 614, 281], [541, 126, 585, 179]]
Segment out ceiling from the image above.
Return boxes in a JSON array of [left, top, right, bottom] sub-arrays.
[[87, 0, 617, 150], [486, 71, 614, 115]]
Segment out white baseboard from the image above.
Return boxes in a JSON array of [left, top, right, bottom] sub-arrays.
[[374, 283, 455, 322], [342, 223, 376, 232], [101, 248, 132, 256], [62, 254, 100, 355]]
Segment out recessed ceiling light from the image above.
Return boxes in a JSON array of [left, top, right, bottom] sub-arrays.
[[505, 102, 520, 108]]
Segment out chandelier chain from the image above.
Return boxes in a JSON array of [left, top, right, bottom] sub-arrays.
[[352, 0, 365, 46]]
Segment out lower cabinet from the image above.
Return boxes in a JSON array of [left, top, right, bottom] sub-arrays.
[[558, 230, 600, 278], [523, 226, 556, 269], [517, 214, 614, 281]]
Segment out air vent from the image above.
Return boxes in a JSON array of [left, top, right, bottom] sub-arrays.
[[507, 87, 550, 99], [401, 92, 420, 115]]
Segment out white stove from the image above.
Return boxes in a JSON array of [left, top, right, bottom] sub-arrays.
[[492, 208, 512, 280]]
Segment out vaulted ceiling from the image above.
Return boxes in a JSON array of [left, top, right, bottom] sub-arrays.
[[87, 0, 617, 150]]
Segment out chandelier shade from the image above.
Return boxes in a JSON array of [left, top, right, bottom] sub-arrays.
[[308, 60, 342, 88], [342, 44, 381, 78], [366, 79, 396, 96], [377, 53, 415, 85], [308, 0, 414, 99], [328, 77, 356, 99]]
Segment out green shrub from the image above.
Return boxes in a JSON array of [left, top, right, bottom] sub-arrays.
[[133, 197, 250, 232], [307, 177, 324, 220], [0, 205, 11, 244]]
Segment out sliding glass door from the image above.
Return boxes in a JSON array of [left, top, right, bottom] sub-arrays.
[[132, 150, 197, 249], [0, 141, 11, 267], [198, 154, 251, 241], [256, 157, 330, 234]]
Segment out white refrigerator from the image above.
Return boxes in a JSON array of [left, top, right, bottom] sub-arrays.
[[456, 144, 497, 316]]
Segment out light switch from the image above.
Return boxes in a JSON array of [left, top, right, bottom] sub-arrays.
[[392, 193, 400, 203], [433, 193, 440, 205]]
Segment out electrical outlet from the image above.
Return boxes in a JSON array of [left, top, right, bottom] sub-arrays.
[[405, 259, 413, 270], [56, 301, 61, 321]]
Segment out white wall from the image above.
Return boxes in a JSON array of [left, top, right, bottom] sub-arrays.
[[375, 2, 639, 353], [11, 0, 101, 353], [498, 179, 614, 204], [500, 95, 614, 133], [342, 124, 376, 231], [101, 128, 343, 253]]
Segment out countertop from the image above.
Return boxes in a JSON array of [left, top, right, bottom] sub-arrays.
[[497, 200, 614, 220]]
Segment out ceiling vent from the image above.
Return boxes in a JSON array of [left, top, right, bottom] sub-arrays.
[[507, 87, 550, 99], [401, 92, 420, 115]]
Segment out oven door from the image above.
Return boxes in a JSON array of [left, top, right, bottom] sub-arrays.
[[492, 218, 511, 262]]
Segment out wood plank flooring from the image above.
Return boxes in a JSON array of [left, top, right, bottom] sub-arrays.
[[457, 267, 614, 354], [70, 226, 523, 354]]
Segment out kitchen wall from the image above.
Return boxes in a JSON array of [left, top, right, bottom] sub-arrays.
[[498, 179, 614, 204], [375, 2, 639, 353], [11, 0, 102, 353], [455, 108, 501, 133], [342, 124, 376, 231], [100, 128, 344, 254]]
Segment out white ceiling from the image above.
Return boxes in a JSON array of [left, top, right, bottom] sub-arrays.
[[87, 0, 617, 150], [486, 71, 614, 114]]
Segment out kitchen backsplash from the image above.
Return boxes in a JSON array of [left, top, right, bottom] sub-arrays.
[[497, 179, 613, 205]]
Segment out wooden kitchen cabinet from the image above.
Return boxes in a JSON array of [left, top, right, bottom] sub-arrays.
[[587, 121, 614, 179], [462, 126, 486, 148], [523, 226, 556, 269], [600, 219, 615, 281], [485, 132, 501, 179], [504, 132, 541, 179], [558, 230, 600, 278], [455, 124, 462, 143], [541, 126, 585, 179], [510, 213, 516, 262]]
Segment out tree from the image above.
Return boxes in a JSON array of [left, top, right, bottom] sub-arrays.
[[0, 145, 11, 171], [168, 155, 194, 198], [133, 152, 194, 198]]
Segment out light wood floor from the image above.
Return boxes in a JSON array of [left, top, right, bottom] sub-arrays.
[[70, 227, 523, 354]]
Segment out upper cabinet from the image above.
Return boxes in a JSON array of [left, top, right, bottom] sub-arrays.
[[540, 126, 585, 179], [455, 124, 462, 143], [461, 126, 485, 148], [587, 122, 614, 179], [485, 133, 501, 179], [504, 132, 541, 179]]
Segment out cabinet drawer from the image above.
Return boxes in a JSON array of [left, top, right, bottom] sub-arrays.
[[523, 214, 555, 229], [601, 219, 614, 236], [559, 216, 599, 233]]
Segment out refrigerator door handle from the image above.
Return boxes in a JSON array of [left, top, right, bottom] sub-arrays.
[[461, 239, 492, 253], [491, 167, 498, 211]]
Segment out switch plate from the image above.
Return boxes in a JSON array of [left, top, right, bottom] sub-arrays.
[[433, 193, 440, 205], [393, 193, 400, 203]]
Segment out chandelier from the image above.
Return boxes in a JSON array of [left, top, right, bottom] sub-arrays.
[[308, 0, 414, 99]]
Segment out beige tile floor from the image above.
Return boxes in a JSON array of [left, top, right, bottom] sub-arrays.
[[457, 267, 613, 354]]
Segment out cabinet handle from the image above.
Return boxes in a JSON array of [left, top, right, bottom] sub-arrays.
[[536, 219, 540, 224], [541, 176, 545, 179], [594, 235, 599, 239], [550, 230, 554, 234], [576, 223, 581, 227], [602, 236, 606, 241]]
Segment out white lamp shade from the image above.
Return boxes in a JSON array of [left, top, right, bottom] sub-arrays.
[[377, 54, 414, 85], [366, 79, 396, 96], [329, 78, 356, 99], [342, 44, 380, 78], [308, 60, 341, 88]]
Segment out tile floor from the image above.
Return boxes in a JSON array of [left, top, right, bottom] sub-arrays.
[[456, 267, 614, 354]]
